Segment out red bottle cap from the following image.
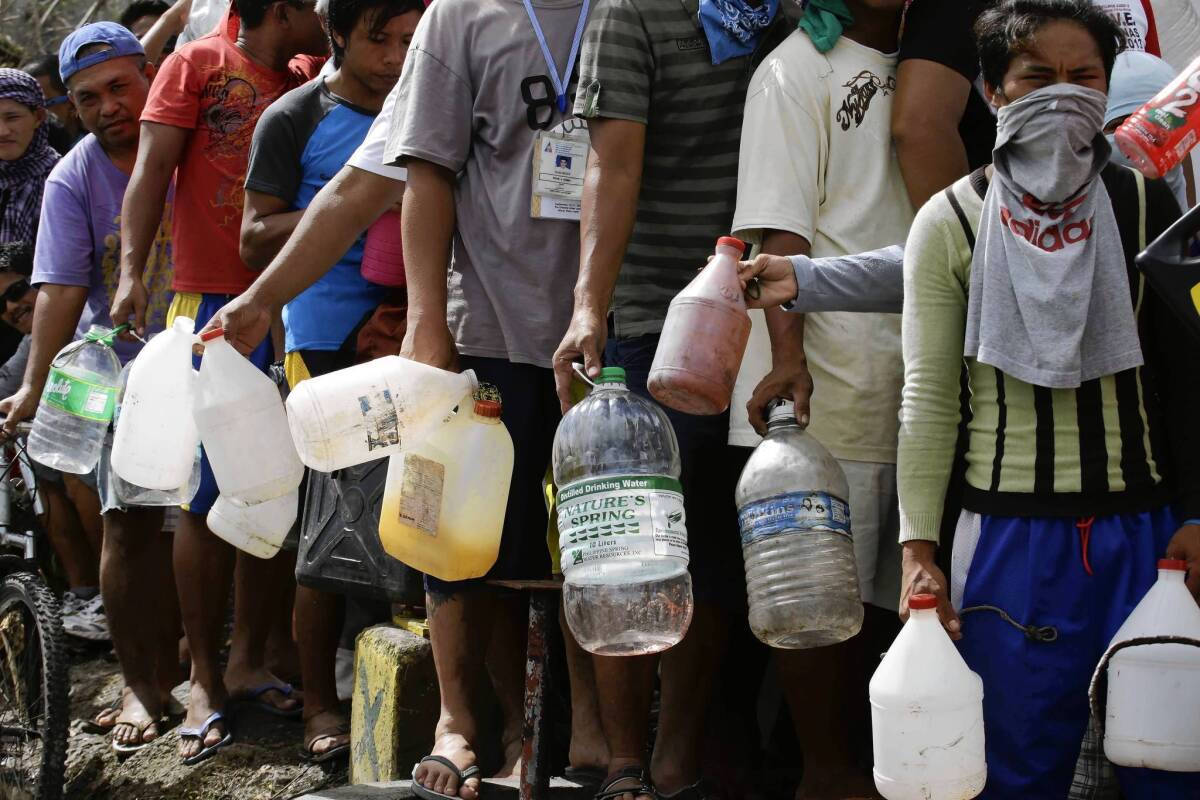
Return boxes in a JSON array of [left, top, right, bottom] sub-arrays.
[[1158, 559, 1188, 571], [908, 594, 938, 610], [717, 236, 745, 253], [200, 327, 225, 343], [474, 399, 502, 419]]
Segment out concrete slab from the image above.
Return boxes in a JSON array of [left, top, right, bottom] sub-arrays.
[[294, 777, 591, 800]]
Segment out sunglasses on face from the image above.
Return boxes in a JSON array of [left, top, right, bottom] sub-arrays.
[[1, 279, 30, 306]]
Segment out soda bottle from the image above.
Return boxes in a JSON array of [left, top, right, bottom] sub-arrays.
[[27, 325, 123, 474], [1114, 54, 1200, 179], [735, 399, 862, 648], [553, 367, 692, 655], [648, 237, 751, 415]]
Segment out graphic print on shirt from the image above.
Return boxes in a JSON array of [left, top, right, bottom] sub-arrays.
[[836, 70, 897, 131], [101, 203, 175, 334], [201, 72, 268, 226]]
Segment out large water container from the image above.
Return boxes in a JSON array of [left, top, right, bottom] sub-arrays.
[[734, 400, 862, 648], [648, 237, 751, 416], [193, 327, 303, 503], [285, 356, 477, 473], [379, 395, 513, 581], [552, 367, 692, 656], [870, 594, 987, 800], [207, 490, 299, 559], [1104, 559, 1200, 771], [111, 317, 201, 490], [360, 209, 406, 287], [28, 325, 122, 474]]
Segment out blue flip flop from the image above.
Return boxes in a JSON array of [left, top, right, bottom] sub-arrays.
[[232, 682, 302, 718], [179, 711, 234, 766]]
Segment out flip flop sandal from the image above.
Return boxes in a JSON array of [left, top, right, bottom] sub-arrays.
[[657, 779, 713, 800], [300, 721, 351, 765], [84, 695, 123, 733], [595, 767, 656, 800], [411, 754, 482, 800], [110, 717, 163, 760], [178, 711, 234, 766], [231, 682, 302, 718], [564, 766, 606, 791]]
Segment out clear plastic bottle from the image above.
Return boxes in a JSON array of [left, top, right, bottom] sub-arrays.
[[379, 395, 513, 581], [734, 400, 862, 648], [28, 325, 123, 474], [552, 367, 692, 656]]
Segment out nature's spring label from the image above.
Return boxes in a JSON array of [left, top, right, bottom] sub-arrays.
[[557, 475, 688, 574]]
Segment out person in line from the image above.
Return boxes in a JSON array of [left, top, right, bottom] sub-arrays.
[[731, 1, 910, 797], [237, 0, 423, 762], [552, 1, 789, 797], [897, 1, 1200, 796], [0, 69, 58, 247], [20, 55, 86, 154], [0, 22, 182, 756], [138, 0, 197, 65], [120, 0, 173, 37], [110, 0, 327, 764]]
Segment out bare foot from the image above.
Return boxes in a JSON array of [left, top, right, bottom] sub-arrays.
[[303, 708, 349, 759], [224, 665, 302, 715], [599, 772, 655, 800], [493, 718, 523, 780], [178, 680, 227, 761], [413, 732, 481, 800], [111, 687, 162, 749]]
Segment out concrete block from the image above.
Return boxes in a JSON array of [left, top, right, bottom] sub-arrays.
[[350, 624, 439, 785]]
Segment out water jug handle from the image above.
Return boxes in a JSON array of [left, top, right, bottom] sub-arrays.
[[1138, 202, 1200, 268], [1086, 634, 1200, 738], [571, 362, 597, 389]]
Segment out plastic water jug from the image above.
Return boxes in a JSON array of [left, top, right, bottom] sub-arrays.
[[28, 325, 123, 474], [286, 356, 477, 472], [207, 490, 299, 560], [870, 594, 987, 800], [361, 209, 406, 287], [379, 394, 513, 581], [112, 362, 202, 506], [648, 237, 751, 416], [1104, 559, 1200, 771], [553, 367, 692, 655], [193, 328, 304, 504], [735, 400, 862, 648], [111, 317, 201, 490]]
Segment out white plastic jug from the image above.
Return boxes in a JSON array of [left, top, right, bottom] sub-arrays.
[[111, 317, 201, 490], [193, 328, 304, 504], [285, 356, 477, 472], [870, 594, 987, 800], [1104, 559, 1200, 771], [379, 395, 513, 581], [207, 490, 299, 560]]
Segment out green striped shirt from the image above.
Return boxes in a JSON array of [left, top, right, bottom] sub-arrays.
[[574, 0, 785, 336], [898, 166, 1200, 542]]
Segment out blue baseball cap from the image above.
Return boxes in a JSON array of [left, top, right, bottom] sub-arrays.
[[58, 21, 146, 85]]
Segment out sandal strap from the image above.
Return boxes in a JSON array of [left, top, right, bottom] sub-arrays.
[[417, 754, 481, 782], [179, 711, 226, 740], [305, 721, 351, 750], [596, 767, 654, 800]]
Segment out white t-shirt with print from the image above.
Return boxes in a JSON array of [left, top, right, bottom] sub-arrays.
[[731, 31, 914, 461], [1094, 0, 1156, 54]]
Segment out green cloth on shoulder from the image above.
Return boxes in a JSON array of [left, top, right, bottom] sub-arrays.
[[798, 0, 854, 52]]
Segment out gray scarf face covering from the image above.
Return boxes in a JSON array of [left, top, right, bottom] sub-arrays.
[[965, 83, 1143, 389]]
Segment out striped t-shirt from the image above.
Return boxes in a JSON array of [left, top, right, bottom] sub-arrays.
[[574, 0, 786, 337], [898, 166, 1200, 542]]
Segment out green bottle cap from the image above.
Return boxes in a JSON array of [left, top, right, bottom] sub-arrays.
[[595, 367, 626, 384]]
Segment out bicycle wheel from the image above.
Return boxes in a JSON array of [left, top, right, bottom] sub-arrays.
[[0, 572, 67, 800]]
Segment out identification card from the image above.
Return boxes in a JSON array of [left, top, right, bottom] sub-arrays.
[[531, 120, 590, 221]]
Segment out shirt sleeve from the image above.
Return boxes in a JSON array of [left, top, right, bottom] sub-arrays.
[[899, 0, 984, 83], [244, 98, 304, 203], [731, 46, 824, 244], [348, 85, 408, 181], [141, 50, 201, 129], [31, 174, 95, 289], [573, 0, 653, 124], [385, 47, 473, 172], [785, 245, 907, 314], [897, 197, 971, 543]]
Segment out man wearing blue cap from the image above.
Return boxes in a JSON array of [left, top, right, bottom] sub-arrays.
[[0, 21, 180, 757]]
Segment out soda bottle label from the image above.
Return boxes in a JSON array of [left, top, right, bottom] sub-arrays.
[[556, 475, 689, 572], [42, 367, 117, 423], [738, 491, 851, 546]]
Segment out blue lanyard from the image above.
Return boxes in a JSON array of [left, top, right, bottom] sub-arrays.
[[522, 0, 590, 114]]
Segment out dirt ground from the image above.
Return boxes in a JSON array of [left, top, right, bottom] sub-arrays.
[[64, 651, 348, 800]]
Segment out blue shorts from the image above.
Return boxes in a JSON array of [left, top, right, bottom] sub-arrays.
[[953, 507, 1200, 799], [169, 293, 273, 516]]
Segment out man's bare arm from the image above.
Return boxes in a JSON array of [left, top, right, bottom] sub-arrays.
[[0, 285, 89, 432], [892, 59, 973, 210], [751, 231, 813, 434], [240, 190, 305, 272], [398, 158, 457, 370]]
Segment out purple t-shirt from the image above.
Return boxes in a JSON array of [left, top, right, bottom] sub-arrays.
[[32, 135, 174, 364]]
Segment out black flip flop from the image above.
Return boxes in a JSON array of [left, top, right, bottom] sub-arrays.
[[595, 767, 656, 800], [411, 755, 482, 800], [564, 766, 606, 791], [231, 682, 302, 719], [179, 711, 234, 766], [657, 779, 712, 799], [300, 721, 351, 764]]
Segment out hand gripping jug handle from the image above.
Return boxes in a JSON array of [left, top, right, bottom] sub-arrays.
[[1135, 202, 1200, 343]]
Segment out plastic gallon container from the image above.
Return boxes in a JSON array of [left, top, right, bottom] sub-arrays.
[[285, 356, 477, 473], [379, 396, 513, 581], [1104, 559, 1200, 771], [193, 327, 304, 504], [111, 317, 201, 490], [111, 362, 202, 506], [361, 209, 406, 287], [207, 490, 299, 559], [28, 325, 123, 474], [648, 237, 751, 416], [553, 367, 692, 656], [735, 400, 862, 648], [870, 593, 987, 800]]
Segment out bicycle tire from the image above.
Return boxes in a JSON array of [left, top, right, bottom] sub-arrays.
[[0, 572, 68, 800]]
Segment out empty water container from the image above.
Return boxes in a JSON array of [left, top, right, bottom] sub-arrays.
[[207, 490, 300, 559]]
